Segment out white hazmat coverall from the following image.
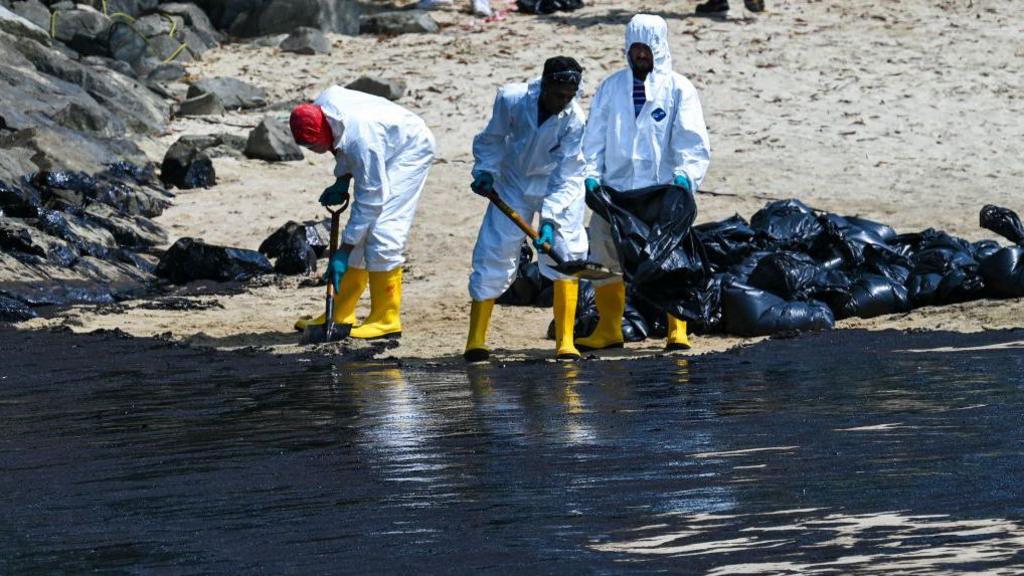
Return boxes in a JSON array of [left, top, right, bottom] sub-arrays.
[[469, 80, 588, 301], [583, 14, 711, 285], [314, 86, 435, 272]]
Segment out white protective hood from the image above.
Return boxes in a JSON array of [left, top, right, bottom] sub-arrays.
[[624, 14, 673, 87]]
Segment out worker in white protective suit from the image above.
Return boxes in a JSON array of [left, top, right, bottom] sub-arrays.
[[289, 86, 435, 340], [577, 14, 711, 353], [464, 56, 589, 362]]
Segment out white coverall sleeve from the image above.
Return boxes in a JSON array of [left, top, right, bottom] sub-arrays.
[[341, 130, 389, 247], [670, 83, 711, 190], [472, 88, 510, 177], [540, 118, 586, 228], [582, 81, 609, 181]]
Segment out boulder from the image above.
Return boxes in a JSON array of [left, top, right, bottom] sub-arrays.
[[5, 33, 168, 134], [244, 117, 303, 162], [146, 61, 187, 83], [0, 147, 36, 187], [177, 91, 225, 116], [0, 218, 46, 257], [0, 126, 150, 174], [0, 295, 36, 322], [279, 26, 330, 55], [157, 2, 222, 48], [205, 0, 360, 37], [0, 180, 43, 218], [360, 10, 439, 35], [346, 76, 406, 101], [53, 100, 112, 135], [103, 0, 159, 18], [155, 237, 273, 283], [50, 7, 110, 56], [0, 5, 49, 44], [167, 132, 247, 160], [10, 0, 48, 31], [81, 55, 136, 77], [160, 137, 216, 189], [186, 76, 268, 110]]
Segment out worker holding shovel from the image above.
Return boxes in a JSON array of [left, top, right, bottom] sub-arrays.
[[289, 86, 435, 342], [465, 56, 590, 363]]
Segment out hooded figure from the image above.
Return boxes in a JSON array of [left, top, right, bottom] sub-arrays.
[[578, 14, 711, 352], [290, 86, 435, 341], [464, 56, 589, 362]]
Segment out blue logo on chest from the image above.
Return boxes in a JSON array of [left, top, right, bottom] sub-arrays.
[[652, 108, 667, 122]]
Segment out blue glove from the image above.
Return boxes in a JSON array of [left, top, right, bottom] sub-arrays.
[[319, 175, 351, 206], [673, 174, 692, 193], [534, 222, 555, 250], [584, 178, 600, 193], [324, 250, 349, 292], [470, 171, 494, 196]]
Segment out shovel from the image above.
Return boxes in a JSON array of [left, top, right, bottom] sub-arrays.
[[302, 201, 350, 344], [484, 191, 616, 281]]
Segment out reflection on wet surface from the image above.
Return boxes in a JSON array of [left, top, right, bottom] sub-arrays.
[[1, 328, 1023, 573]]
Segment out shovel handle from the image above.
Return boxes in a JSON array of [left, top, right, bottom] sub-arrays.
[[484, 191, 566, 266], [324, 207, 342, 312]]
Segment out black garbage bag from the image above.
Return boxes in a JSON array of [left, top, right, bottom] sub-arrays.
[[747, 251, 821, 300], [829, 273, 911, 319], [496, 241, 552, 306], [586, 183, 708, 324], [517, 0, 583, 14], [906, 243, 984, 306], [973, 240, 1002, 262], [693, 215, 757, 271], [721, 280, 834, 337], [749, 199, 823, 251], [726, 251, 773, 283], [980, 247, 1024, 298], [812, 213, 899, 269], [980, 205, 1024, 246]]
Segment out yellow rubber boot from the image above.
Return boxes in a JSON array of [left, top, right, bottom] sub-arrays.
[[464, 299, 494, 363], [294, 267, 369, 330], [349, 267, 403, 340], [575, 281, 625, 351], [553, 279, 581, 361], [666, 314, 691, 351]]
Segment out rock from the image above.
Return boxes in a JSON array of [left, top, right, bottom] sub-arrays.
[[155, 237, 272, 283], [360, 10, 439, 35], [187, 76, 268, 110], [0, 5, 49, 44], [81, 55, 136, 77], [5, 33, 168, 134], [0, 295, 36, 322], [0, 148, 36, 189], [167, 133, 247, 160], [10, 0, 48, 31], [208, 0, 361, 37], [0, 218, 46, 257], [279, 26, 330, 55], [0, 180, 42, 217], [103, 0, 158, 18], [244, 117, 303, 162], [0, 126, 150, 174], [177, 91, 225, 116], [146, 61, 187, 83], [53, 100, 112, 135], [160, 137, 216, 189], [107, 20, 149, 65], [345, 76, 406, 101], [157, 2, 222, 48], [80, 203, 166, 248], [247, 33, 285, 48], [50, 7, 110, 56], [36, 207, 118, 260]]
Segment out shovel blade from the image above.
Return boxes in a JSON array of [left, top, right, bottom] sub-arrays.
[[301, 321, 351, 344], [554, 260, 617, 281]]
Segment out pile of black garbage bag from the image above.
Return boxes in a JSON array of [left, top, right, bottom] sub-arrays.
[[499, 184, 1024, 339]]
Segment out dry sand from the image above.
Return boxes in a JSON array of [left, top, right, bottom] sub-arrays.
[[23, 0, 1024, 361]]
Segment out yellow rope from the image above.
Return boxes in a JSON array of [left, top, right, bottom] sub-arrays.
[[162, 42, 187, 63], [49, 10, 57, 38]]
